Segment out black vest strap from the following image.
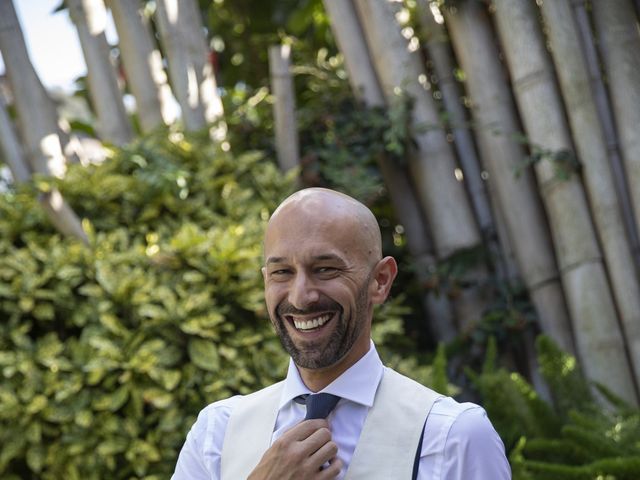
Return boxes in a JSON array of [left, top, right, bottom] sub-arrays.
[[412, 418, 427, 480]]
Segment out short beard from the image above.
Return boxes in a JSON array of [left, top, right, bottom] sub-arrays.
[[272, 282, 370, 370]]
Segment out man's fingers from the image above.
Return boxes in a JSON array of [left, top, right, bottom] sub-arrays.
[[301, 426, 332, 454], [317, 457, 343, 479], [280, 419, 329, 442], [306, 439, 339, 470], [248, 420, 341, 480]]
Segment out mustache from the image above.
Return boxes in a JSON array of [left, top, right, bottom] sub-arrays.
[[276, 298, 342, 316]]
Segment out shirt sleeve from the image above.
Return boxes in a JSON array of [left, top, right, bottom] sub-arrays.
[[437, 406, 511, 480], [171, 399, 237, 480]]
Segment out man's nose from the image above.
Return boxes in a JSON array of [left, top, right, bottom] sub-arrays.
[[288, 272, 320, 310]]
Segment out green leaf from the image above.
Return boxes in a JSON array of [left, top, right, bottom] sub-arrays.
[[26, 445, 44, 473], [93, 386, 129, 412], [26, 394, 48, 415], [143, 388, 173, 409], [75, 409, 93, 428], [188, 339, 220, 372]]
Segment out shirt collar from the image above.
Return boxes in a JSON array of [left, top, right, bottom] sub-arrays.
[[278, 340, 383, 409]]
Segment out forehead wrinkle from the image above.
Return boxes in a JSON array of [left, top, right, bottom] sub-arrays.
[[265, 252, 349, 268]]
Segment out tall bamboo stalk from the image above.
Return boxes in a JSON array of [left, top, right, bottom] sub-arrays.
[[573, 1, 640, 267], [540, 0, 640, 398], [493, 0, 638, 401], [354, 0, 496, 335], [67, 0, 133, 145], [0, 0, 87, 242], [268, 45, 300, 173], [592, 0, 640, 257], [0, 92, 30, 183], [323, 0, 457, 340], [353, 0, 480, 259], [155, 0, 225, 138], [322, 0, 384, 104], [107, 0, 174, 131], [414, 2, 491, 235], [487, 186, 521, 283], [414, 0, 517, 285], [442, 0, 574, 354]]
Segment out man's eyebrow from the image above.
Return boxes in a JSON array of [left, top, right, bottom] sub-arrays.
[[266, 256, 287, 265]]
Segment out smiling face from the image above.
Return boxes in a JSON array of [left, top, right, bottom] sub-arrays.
[[262, 189, 397, 384]]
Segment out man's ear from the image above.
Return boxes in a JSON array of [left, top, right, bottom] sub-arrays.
[[261, 266, 267, 283], [370, 256, 398, 305]]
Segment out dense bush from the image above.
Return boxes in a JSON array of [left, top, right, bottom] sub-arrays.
[[0, 133, 433, 479], [0, 135, 291, 478]]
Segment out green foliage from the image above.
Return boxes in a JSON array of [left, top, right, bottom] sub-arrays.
[[0, 134, 294, 478], [471, 335, 640, 480], [468, 337, 561, 449], [536, 335, 593, 418], [200, 0, 333, 89], [0, 130, 431, 478], [512, 132, 581, 181]]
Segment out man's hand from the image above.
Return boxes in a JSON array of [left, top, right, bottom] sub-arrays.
[[248, 419, 342, 479]]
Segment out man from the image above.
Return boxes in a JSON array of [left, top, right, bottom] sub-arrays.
[[173, 188, 511, 479]]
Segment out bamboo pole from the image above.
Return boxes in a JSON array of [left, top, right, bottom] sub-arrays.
[[0, 92, 30, 183], [67, 0, 133, 145], [322, 0, 457, 340], [442, 0, 574, 353], [487, 185, 521, 283], [354, 0, 496, 334], [592, 0, 640, 259], [414, 2, 491, 236], [540, 0, 640, 398], [493, 0, 640, 403], [107, 0, 174, 131], [414, 0, 517, 285], [353, 0, 480, 259], [268, 45, 300, 173], [321, 0, 384, 104], [573, 1, 640, 267], [0, 1, 87, 242], [155, 0, 225, 138]]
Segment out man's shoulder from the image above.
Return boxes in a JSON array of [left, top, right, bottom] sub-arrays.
[[427, 396, 500, 451], [383, 366, 488, 423], [430, 395, 486, 420]]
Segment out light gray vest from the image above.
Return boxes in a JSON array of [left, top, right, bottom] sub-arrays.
[[221, 367, 442, 479]]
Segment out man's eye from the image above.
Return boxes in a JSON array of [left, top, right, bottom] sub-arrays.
[[271, 269, 291, 276], [317, 267, 337, 274]]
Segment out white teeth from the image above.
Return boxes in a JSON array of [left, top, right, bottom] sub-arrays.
[[293, 314, 332, 331]]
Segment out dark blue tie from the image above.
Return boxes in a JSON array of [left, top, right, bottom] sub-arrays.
[[304, 393, 341, 420]]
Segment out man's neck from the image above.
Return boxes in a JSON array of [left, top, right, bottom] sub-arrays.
[[297, 340, 371, 392]]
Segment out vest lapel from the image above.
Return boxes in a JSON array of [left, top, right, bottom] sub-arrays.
[[344, 368, 441, 479], [221, 381, 284, 480]]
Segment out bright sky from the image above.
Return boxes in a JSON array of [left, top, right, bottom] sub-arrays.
[[0, 0, 118, 92]]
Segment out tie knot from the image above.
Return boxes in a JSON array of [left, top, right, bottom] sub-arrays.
[[304, 393, 341, 420]]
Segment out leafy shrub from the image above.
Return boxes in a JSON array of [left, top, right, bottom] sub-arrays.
[[0, 134, 293, 479], [0, 132, 432, 479]]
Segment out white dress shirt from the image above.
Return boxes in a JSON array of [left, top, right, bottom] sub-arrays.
[[172, 342, 511, 479]]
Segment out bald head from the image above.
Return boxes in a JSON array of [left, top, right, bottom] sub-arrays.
[[266, 188, 382, 265]]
